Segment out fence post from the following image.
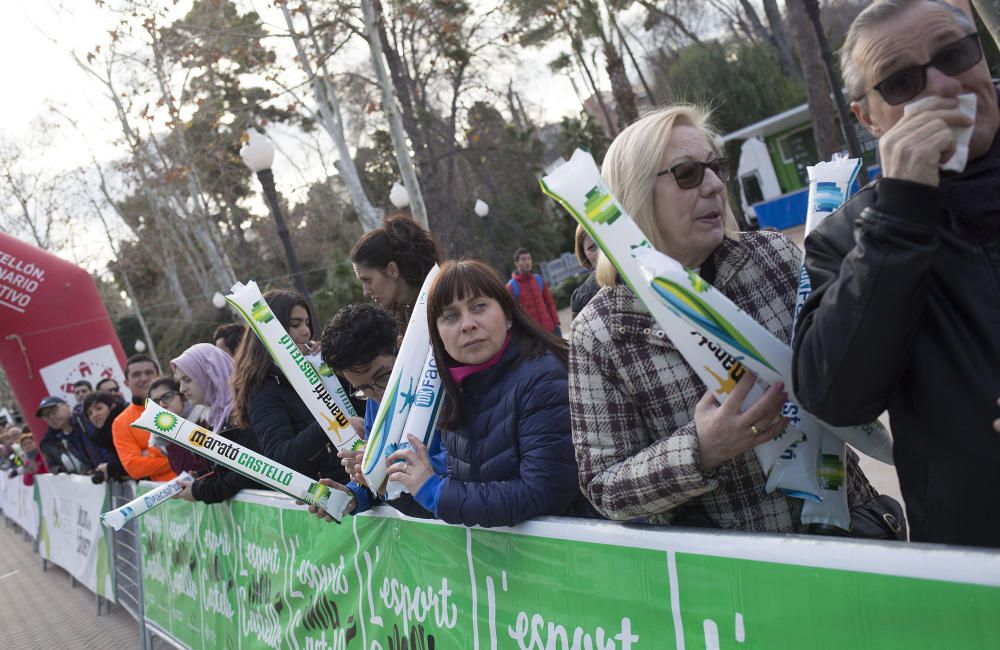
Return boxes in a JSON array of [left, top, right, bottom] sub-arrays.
[[108, 480, 153, 648]]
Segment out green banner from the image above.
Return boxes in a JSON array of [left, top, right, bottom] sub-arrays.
[[137, 487, 1000, 650]]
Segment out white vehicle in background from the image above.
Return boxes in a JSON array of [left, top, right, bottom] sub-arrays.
[[722, 102, 879, 230]]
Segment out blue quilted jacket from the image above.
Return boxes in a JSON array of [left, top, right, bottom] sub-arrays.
[[415, 340, 588, 527]]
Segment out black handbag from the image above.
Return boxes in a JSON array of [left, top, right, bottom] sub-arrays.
[[849, 494, 907, 541], [805, 494, 907, 540]]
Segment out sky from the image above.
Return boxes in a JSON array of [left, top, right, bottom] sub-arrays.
[[0, 0, 590, 271], [0, 0, 584, 174], [1, 2, 120, 160]]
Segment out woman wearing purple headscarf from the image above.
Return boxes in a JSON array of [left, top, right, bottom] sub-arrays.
[[170, 343, 267, 503]]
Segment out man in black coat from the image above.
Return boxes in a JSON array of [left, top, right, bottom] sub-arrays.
[[792, 0, 1000, 547], [37, 396, 96, 474]]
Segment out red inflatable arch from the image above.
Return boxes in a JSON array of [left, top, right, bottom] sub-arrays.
[[0, 232, 129, 437]]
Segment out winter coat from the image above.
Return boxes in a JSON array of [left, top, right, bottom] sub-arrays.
[[40, 422, 96, 475], [416, 340, 587, 527], [569, 231, 876, 531], [571, 273, 600, 320], [21, 449, 47, 486], [88, 402, 128, 480], [112, 401, 175, 482], [247, 367, 348, 484], [160, 403, 212, 476], [793, 173, 1000, 547], [507, 272, 560, 332]]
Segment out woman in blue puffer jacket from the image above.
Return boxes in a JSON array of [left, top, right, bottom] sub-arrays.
[[385, 259, 591, 527]]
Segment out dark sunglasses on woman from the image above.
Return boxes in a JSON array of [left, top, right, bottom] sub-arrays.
[[656, 157, 731, 189], [861, 33, 982, 105]]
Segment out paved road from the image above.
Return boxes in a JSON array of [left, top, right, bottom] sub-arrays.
[[0, 520, 142, 649]]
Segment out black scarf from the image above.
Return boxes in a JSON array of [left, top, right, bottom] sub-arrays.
[[940, 95, 1000, 244], [92, 402, 126, 449]]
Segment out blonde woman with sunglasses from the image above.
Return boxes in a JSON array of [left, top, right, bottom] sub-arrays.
[[569, 105, 876, 532]]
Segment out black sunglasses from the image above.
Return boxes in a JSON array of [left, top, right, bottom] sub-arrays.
[[351, 369, 392, 400], [152, 390, 178, 406], [656, 157, 731, 189], [864, 33, 982, 105]]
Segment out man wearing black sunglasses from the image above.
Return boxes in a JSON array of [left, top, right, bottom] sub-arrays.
[[793, 0, 1000, 548]]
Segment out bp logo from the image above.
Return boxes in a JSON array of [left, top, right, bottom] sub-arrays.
[[153, 411, 178, 433], [251, 300, 274, 324], [583, 185, 621, 225]]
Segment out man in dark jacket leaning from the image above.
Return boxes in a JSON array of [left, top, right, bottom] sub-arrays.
[[792, 0, 1000, 547], [37, 396, 96, 474]]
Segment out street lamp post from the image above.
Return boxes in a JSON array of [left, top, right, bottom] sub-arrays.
[[240, 130, 314, 307]]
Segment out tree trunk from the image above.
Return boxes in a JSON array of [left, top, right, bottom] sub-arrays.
[[603, 40, 639, 127], [786, 0, 841, 160], [146, 30, 237, 290], [361, 0, 430, 230], [93, 164, 195, 320], [573, 34, 618, 136], [605, 0, 657, 105], [634, 0, 703, 45], [72, 47, 205, 311], [738, 0, 773, 43], [281, 3, 383, 232], [375, 6, 430, 174], [761, 0, 800, 81]]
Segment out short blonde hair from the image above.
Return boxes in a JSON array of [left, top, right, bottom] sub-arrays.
[[596, 104, 739, 286], [574, 225, 594, 270]]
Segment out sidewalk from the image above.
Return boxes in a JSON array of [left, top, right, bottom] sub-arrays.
[[0, 520, 141, 649]]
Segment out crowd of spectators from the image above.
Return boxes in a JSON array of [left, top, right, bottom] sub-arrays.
[[3, 1, 998, 549]]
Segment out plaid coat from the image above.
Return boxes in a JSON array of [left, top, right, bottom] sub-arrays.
[[569, 231, 875, 531]]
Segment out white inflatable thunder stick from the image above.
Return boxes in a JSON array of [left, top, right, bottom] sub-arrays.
[[793, 156, 871, 529], [361, 265, 440, 493], [227, 280, 361, 452], [131, 402, 353, 521], [633, 246, 893, 466], [384, 347, 444, 500], [540, 149, 816, 498], [101, 472, 193, 531]]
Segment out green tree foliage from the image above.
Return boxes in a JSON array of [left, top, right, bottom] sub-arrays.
[[651, 40, 805, 134], [155, 0, 310, 280], [557, 114, 611, 165]]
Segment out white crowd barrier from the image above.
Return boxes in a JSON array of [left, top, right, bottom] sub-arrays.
[[0, 471, 38, 537], [4, 473, 1000, 650]]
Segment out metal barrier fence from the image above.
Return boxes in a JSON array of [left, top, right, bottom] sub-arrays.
[[539, 251, 587, 287], [108, 479, 153, 649], [8, 475, 1000, 649]]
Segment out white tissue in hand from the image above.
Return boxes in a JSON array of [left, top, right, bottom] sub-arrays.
[[902, 93, 977, 172]]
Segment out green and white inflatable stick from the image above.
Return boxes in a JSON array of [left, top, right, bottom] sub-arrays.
[[540, 149, 812, 495], [306, 352, 359, 418], [361, 265, 440, 493], [226, 280, 362, 452], [100, 471, 193, 531], [131, 401, 353, 521], [384, 347, 444, 500], [793, 156, 866, 528], [634, 246, 893, 465]]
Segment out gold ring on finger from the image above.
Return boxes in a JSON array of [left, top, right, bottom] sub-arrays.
[[750, 424, 761, 435]]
